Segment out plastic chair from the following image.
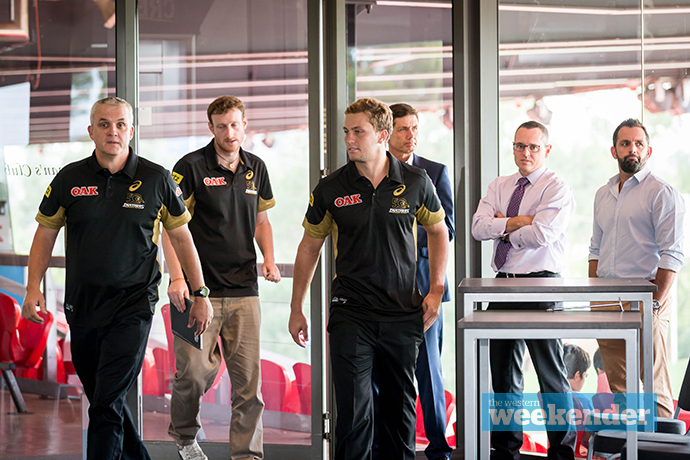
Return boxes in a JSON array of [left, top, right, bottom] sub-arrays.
[[588, 357, 690, 459], [0, 293, 21, 362], [293, 362, 311, 415], [12, 311, 54, 378], [521, 432, 548, 454], [415, 389, 456, 445], [261, 359, 299, 413], [141, 346, 160, 396]]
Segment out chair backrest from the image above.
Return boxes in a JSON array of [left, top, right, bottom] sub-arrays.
[[0, 293, 21, 362], [293, 362, 311, 415], [261, 359, 295, 412], [677, 358, 690, 412], [13, 311, 54, 369], [161, 304, 176, 372]]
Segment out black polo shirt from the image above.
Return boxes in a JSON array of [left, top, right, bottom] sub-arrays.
[[37, 150, 191, 327], [303, 152, 445, 321], [171, 141, 275, 297]]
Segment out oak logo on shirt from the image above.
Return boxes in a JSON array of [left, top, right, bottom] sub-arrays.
[[203, 177, 227, 186], [172, 172, 183, 184], [334, 194, 362, 208], [123, 192, 145, 209], [71, 186, 98, 196], [389, 197, 410, 214]]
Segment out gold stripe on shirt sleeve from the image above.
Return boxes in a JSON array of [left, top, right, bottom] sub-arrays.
[[184, 193, 195, 217], [303, 211, 333, 239], [258, 196, 276, 212], [416, 205, 445, 227], [160, 204, 192, 231], [36, 208, 66, 229]]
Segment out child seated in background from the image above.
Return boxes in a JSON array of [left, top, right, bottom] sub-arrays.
[[563, 343, 595, 413], [593, 348, 612, 394]]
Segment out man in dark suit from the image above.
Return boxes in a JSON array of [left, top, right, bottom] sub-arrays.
[[384, 102, 455, 460]]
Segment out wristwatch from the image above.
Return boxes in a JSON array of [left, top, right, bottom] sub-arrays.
[[192, 286, 210, 298], [652, 300, 661, 310]]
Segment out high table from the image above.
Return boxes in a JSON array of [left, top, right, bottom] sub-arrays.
[[456, 277, 657, 460]]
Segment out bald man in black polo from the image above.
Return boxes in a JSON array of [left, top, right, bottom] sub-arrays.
[[22, 97, 211, 460]]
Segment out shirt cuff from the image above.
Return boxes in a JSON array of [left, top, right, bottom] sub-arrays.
[[658, 254, 684, 274], [491, 217, 508, 238]]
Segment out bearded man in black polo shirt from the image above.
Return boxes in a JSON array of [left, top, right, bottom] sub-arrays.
[[163, 95, 280, 460], [22, 97, 212, 460], [289, 97, 449, 460]]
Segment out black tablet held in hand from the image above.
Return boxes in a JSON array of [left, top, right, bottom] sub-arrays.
[[169, 298, 203, 350]]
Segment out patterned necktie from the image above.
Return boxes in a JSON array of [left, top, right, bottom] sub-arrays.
[[494, 176, 530, 270]]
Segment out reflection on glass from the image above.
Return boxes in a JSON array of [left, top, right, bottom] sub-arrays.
[[0, 1, 115, 456], [137, 0, 311, 447], [347, 1, 456, 453]]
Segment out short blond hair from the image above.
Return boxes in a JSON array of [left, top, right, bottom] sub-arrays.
[[345, 97, 393, 138], [90, 97, 133, 126]]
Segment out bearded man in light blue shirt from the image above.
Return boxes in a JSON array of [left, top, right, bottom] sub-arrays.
[[589, 118, 685, 418]]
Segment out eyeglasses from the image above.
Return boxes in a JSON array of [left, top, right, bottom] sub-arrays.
[[513, 142, 545, 153]]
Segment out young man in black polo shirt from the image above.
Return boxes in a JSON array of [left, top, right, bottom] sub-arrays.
[[22, 97, 212, 460], [163, 95, 280, 460], [288, 97, 449, 460]]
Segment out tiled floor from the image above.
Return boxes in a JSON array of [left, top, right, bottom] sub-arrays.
[[0, 388, 312, 459]]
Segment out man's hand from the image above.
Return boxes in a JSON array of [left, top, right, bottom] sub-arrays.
[[22, 287, 47, 324], [262, 262, 281, 283], [289, 309, 309, 348], [168, 278, 189, 312], [421, 291, 443, 331], [188, 297, 213, 336]]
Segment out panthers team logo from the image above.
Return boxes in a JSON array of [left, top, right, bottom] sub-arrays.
[[245, 171, 257, 195], [122, 192, 145, 209], [389, 197, 410, 214]]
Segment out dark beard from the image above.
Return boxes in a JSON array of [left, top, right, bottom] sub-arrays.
[[618, 155, 643, 174]]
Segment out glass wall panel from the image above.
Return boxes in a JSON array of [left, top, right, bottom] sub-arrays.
[[347, 0, 455, 453], [643, 0, 690, 361], [499, 0, 690, 448], [137, 0, 311, 447], [0, 0, 114, 456]]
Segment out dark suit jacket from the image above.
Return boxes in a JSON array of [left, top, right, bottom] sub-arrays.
[[413, 154, 455, 301]]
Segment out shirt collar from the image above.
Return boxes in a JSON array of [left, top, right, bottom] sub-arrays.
[[607, 166, 651, 188], [203, 139, 252, 172], [88, 148, 138, 179], [344, 151, 404, 184], [514, 165, 546, 185]]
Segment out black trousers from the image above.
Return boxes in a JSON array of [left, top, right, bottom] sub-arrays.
[[70, 300, 153, 460], [328, 310, 423, 460], [488, 271, 576, 460]]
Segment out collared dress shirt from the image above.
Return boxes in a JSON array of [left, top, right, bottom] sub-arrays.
[[589, 167, 685, 279], [472, 166, 575, 274]]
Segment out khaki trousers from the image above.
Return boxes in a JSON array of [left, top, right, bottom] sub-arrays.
[[168, 296, 264, 460], [596, 296, 674, 418]]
